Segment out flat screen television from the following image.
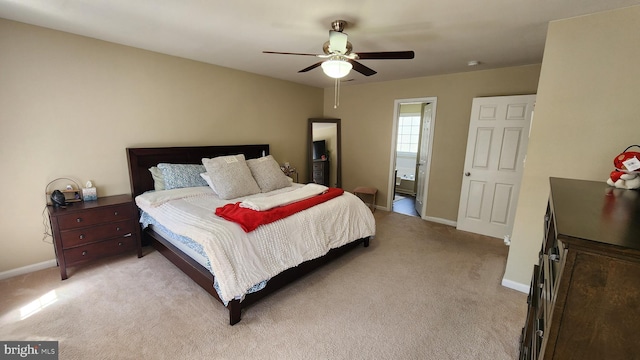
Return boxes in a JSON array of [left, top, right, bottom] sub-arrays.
[[312, 140, 327, 160]]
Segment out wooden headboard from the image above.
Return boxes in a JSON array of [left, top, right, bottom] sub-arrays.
[[126, 144, 270, 198]]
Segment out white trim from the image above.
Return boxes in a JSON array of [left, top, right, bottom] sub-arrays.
[[388, 101, 402, 208], [501, 278, 530, 293], [0, 259, 57, 280], [423, 216, 456, 227], [399, 111, 422, 117]]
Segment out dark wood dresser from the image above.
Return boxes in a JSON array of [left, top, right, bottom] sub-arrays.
[[312, 159, 330, 186], [48, 194, 142, 280], [519, 177, 640, 359]]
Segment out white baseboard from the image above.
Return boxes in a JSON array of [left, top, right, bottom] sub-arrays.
[[501, 278, 530, 293], [0, 259, 57, 281], [423, 216, 457, 227]]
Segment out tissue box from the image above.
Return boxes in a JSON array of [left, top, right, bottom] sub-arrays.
[[82, 187, 97, 201]]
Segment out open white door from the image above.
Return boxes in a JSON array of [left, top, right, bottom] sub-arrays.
[[414, 104, 433, 216], [456, 95, 535, 239]]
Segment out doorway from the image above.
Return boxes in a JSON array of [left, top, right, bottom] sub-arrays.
[[388, 97, 437, 218]]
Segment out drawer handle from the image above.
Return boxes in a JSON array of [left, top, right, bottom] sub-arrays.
[[116, 227, 121, 231], [114, 211, 119, 216], [76, 218, 82, 223], [123, 233, 132, 238], [82, 251, 88, 256], [118, 242, 123, 246], [79, 234, 85, 240]]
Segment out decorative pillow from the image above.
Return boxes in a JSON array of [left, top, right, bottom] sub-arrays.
[[148, 166, 165, 191], [201, 154, 261, 200], [157, 163, 208, 190], [246, 155, 292, 193]]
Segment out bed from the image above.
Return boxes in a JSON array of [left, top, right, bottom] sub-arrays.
[[126, 144, 375, 325]]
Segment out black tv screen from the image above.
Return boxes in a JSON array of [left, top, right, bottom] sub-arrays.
[[313, 140, 326, 160]]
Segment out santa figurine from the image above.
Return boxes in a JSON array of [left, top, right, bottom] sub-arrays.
[[607, 145, 640, 190]]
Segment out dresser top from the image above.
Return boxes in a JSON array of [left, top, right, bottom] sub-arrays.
[[48, 194, 133, 215], [550, 177, 640, 251]]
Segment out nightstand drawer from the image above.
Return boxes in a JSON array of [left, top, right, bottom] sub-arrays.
[[60, 220, 136, 248], [64, 236, 137, 265], [56, 204, 134, 230]]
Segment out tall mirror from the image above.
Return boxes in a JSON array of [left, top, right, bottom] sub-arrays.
[[308, 118, 341, 188]]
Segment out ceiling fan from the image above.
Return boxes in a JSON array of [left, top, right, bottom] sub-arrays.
[[263, 20, 415, 79]]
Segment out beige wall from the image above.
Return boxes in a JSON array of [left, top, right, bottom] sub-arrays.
[[0, 17, 554, 276], [323, 65, 541, 221], [400, 103, 422, 114], [504, 6, 640, 287], [0, 19, 323, 273]]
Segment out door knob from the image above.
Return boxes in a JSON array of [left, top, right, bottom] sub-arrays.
[[465, 172, 471, 176]]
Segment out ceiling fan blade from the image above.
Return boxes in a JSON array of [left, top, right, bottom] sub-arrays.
[[298, 62, 323, 73], [329, 30, 348, 54], [348, 60, 377, 76], [263, 51, 319, 56], [356, 51, 415, 60]]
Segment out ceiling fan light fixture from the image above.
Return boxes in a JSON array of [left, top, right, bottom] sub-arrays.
[[321, 59, 352, 79]]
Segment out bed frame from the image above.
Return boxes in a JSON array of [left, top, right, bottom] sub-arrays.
[[126, 144, 369, 325]]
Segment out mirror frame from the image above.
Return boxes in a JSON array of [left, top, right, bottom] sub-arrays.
[[308, 118, 341, 188]]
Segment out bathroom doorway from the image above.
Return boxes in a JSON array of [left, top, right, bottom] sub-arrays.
[[388, 97, 437, 218]]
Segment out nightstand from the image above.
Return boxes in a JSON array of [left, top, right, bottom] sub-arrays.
[[48, 194, 142, 280]]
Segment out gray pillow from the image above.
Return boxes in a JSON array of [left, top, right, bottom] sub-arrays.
[[246, 155, 292, 193], [201, 154, 261, 200], [157, 163, 208, 190]]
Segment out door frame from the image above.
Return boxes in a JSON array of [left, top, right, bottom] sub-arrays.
[[387, 97, 438, 217]]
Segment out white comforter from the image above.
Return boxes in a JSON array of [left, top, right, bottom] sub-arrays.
[[136, 185, 376, 303]]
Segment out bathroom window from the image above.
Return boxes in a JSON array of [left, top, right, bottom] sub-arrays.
[[396, 113, 421, 180], [397, 114, 421, 153]]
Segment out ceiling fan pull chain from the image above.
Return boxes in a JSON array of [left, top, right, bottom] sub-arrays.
[[334, 78, 340, 109]]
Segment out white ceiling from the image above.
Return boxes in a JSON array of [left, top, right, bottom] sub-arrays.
[[2, 0, 639, 88]]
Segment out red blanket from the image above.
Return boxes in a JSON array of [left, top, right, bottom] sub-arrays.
[[215, 187, 344, 232]]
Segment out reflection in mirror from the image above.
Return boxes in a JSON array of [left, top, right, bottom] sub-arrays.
[[308, 118, 341, 188]]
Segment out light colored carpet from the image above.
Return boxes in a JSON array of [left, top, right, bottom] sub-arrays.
[[0, 210, 527, 360]]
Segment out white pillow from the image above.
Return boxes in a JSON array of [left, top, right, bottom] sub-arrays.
[[149, 166, 165, 191], [201, 154, 261, 200], [200, 173, 217, 194], [246, 155, 292, 193]]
